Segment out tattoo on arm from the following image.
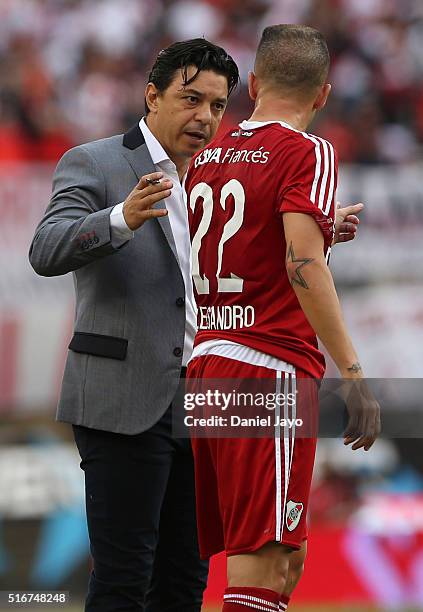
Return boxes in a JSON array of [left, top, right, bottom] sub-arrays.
[[347, 362, 362, 373], [287, 242, 314, 289]]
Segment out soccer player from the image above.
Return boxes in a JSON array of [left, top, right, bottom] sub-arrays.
[[185, 25, 381, 611]]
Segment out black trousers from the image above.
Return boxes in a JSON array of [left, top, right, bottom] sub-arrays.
[[73, 403, 209, 612]]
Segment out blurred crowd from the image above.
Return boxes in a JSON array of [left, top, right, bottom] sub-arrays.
[[311, 438, 423, 526], [1, 0, 423, 164]]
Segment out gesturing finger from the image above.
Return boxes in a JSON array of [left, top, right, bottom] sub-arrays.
[[337, 202, 365, 216], [140, 208, 168, 219], [136, 172, 164, 189]]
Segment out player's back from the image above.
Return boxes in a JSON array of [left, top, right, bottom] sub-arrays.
[[185, 120, 337, 378]]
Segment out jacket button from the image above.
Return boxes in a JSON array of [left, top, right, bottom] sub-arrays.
[[176, 297, 185, 307], [173, 347, 182, 357]]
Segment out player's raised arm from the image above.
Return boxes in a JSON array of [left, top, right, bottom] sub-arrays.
[[283, 211, 381, 450]]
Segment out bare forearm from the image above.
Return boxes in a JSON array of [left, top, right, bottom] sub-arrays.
[[283, 213, 379, 450], [286, 247, 362, 378]]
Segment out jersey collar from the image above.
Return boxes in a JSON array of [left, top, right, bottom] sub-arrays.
[[239, 119, 299, 133]]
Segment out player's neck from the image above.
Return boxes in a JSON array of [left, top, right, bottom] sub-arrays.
[[248, 99, 312, 132]]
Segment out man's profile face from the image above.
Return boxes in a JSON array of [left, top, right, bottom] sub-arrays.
[[146, 65, 229, 167]]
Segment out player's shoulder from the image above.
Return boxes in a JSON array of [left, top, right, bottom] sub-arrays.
[[269, 124, 338, 171], [270, 122, 333, 153]]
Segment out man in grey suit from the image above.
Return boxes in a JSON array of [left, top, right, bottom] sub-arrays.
[[29, 35, 362, 612], [29, 39, 240, 612]]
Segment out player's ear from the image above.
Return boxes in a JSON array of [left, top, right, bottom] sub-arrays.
[[248, 71, 258, 101], [313, 83, 331, 111], [145, 83, 160, 114]]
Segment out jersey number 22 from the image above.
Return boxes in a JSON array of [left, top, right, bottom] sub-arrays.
[[189, 179, 245, 295]]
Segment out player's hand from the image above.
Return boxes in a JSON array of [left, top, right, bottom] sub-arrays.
[[342, 380, 381, 451], [332, 202, 364, 246], [123, 172, 172, 230]]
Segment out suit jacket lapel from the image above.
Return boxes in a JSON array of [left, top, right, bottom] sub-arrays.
[[122, 124, 179, 264]]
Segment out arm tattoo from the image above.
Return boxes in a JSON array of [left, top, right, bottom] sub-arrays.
[[287, 242, 314, 289], [347, 362, 362, 373]]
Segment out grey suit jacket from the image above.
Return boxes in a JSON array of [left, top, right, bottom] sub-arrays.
[[29, 124, 187, 434]]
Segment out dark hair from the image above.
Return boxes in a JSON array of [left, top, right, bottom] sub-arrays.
[[255, 25, 330, 95], [145, 38, 239, 113]]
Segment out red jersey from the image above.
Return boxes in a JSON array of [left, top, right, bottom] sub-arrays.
[[185, 120, 338, 378]]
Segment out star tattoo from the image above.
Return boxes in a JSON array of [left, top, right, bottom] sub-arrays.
[[287, 242, 314, 289]]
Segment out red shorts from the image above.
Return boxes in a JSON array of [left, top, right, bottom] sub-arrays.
[[188, 354, 318, 559]]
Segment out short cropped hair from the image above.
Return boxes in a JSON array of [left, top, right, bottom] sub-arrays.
[[255, 25, 330, 95], [145, 38, 239, 113]]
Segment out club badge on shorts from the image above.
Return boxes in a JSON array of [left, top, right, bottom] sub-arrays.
[[286, 500, 304, 531]]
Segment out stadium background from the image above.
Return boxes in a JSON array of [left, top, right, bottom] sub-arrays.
[[1, 0, 423, 610]]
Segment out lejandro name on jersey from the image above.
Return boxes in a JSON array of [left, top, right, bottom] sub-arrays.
[[185, 120, 337, 379]]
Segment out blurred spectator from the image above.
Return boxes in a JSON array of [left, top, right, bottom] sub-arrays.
[[310, 438, 406, 525], [0, 0, 423, 163], [310, 462, 362, 525]]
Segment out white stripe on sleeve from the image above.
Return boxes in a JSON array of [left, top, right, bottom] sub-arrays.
[[302, 134, 322, 204], [317, 137, 330, 211], [324, 140, 336, 215], [302, 133, 335, 216]]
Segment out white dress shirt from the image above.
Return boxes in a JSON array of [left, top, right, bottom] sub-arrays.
[[109, 118, 197, 366]]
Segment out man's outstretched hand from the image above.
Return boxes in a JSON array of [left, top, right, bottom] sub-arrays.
[[332, 202, 364, 245]]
